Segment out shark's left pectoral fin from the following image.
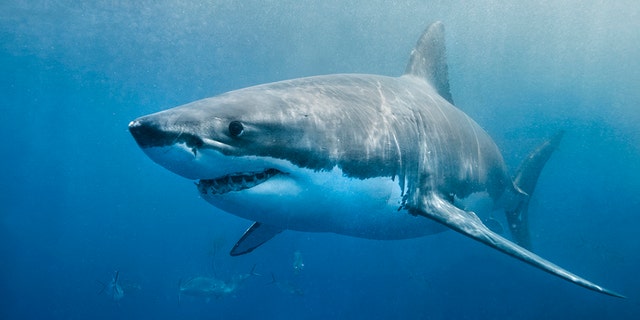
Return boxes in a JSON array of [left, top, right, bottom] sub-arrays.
[[230, 222, 283, 256], [412, 193, 624, 298]]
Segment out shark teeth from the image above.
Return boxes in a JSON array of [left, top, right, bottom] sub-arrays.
[[197, 169, 282, 195]]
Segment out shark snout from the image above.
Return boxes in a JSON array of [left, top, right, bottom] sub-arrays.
[[129, 117, 205, 151], [128, 118, 171, 148]]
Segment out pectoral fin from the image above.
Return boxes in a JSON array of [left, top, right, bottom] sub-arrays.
[[411, 193, 623, 298], [230, 222, 283, 256]]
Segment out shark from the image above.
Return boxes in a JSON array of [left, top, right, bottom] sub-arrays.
[[129, 22, 623, 297]]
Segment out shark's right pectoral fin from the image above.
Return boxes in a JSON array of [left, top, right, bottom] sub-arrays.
[[411, 193, 624, 298], [230, 222, 283, 256]]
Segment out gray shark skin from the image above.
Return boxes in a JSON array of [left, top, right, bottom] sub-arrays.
[[129, 22, 623, 297]]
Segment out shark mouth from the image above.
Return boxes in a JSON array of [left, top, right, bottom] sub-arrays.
[[196, 168, 283, 195]]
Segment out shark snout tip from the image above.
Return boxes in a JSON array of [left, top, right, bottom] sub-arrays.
[[128, 119, 142, 130]]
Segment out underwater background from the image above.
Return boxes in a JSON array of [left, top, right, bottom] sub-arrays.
[[2, 1, 639, 319]]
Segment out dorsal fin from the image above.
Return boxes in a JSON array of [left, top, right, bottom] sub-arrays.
[[404, 21, 453, 104]]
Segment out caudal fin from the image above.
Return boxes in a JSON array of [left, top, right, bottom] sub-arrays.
[[507, 131, 565, 248]]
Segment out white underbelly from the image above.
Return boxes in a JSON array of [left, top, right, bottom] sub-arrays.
[[200, 166, 447, 239]]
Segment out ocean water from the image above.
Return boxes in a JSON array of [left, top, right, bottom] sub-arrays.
[[2, 1, 639, 319]]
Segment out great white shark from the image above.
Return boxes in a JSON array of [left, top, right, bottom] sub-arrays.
[[129, 22, 623, 297]]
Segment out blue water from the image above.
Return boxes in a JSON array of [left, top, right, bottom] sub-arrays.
[[2, 1, 639, 319]]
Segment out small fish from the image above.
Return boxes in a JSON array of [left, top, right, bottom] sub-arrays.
[[97, 271, 124, 302], [293, 250, 305, 275], [179, 266, 259, 302]]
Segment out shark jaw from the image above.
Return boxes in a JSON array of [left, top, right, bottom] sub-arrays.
[[138, 142, 301, 196], [196, 168, 284, 195]]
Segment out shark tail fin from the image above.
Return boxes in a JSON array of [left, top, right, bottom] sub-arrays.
[[507, 130, 565, 248], [403, 21, 453, 104]]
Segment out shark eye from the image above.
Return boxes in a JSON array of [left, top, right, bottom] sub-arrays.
[[228, 120, 244, 137]]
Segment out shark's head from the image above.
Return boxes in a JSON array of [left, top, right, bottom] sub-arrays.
[[128, 76, 414, 233], [129, 84, 322, 193]]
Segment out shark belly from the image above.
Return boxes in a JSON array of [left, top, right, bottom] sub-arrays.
[[200, 163, 447, 239], [142, 143, 446, 239]]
